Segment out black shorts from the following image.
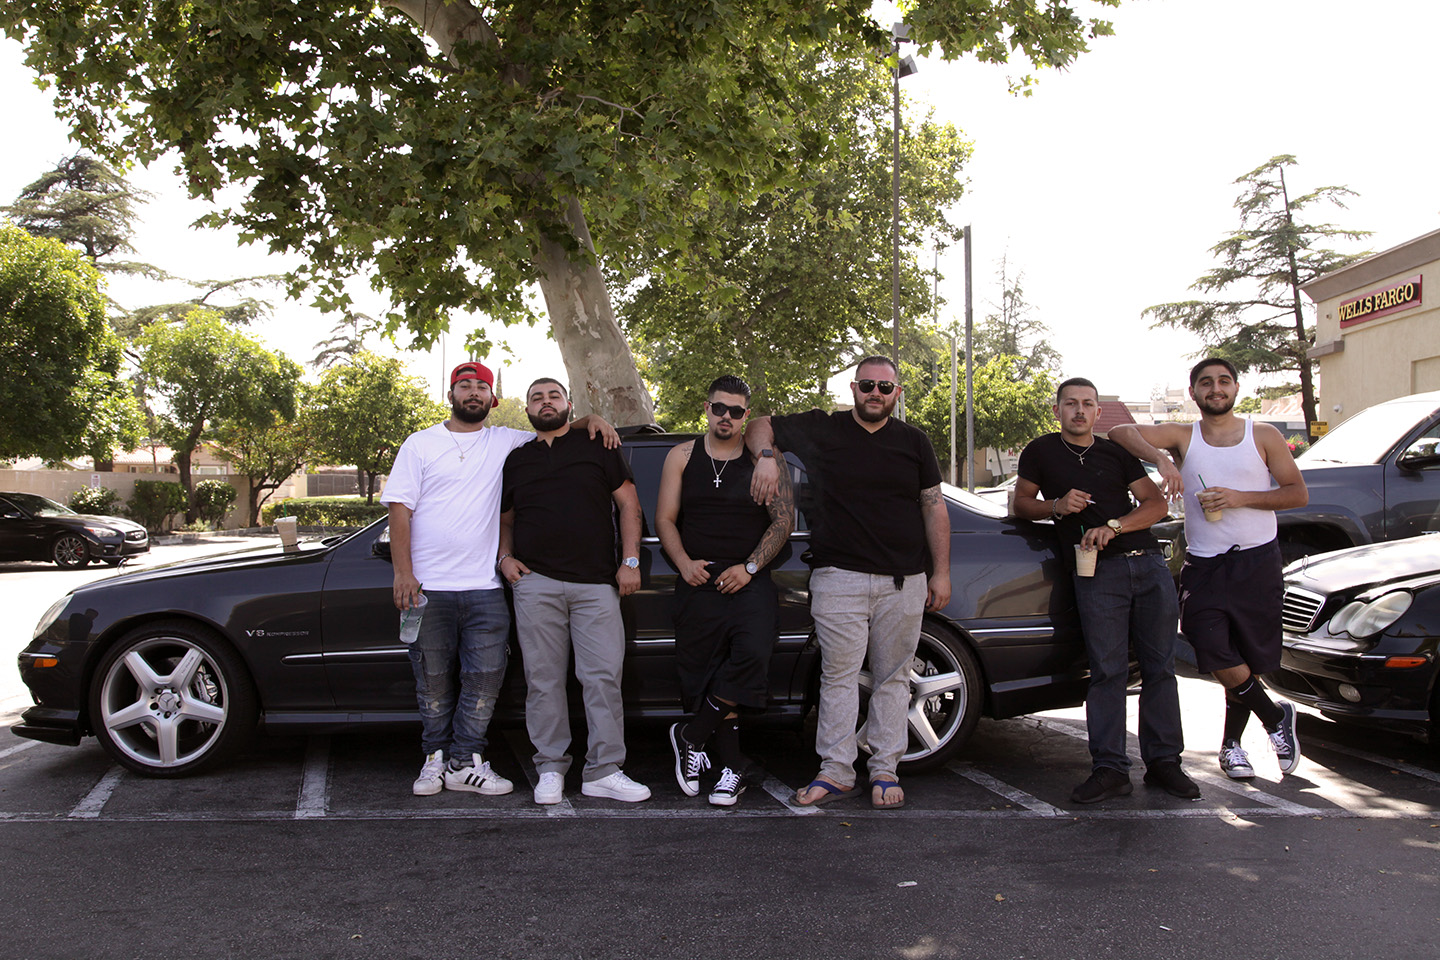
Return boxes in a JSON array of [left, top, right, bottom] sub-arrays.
[[1179, 539, 1283, 674], [672, 568, 778, 712]]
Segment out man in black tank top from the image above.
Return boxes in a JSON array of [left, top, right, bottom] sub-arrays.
[[655, 376, 794, 806]]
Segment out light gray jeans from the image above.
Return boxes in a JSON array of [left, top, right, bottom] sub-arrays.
[[809, 566, 926, 785], [512, 572, 627, 782]]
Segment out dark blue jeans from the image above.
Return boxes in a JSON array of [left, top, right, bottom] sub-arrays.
[[408, 588, 510, 760], [1073, 551, 1184, 773]]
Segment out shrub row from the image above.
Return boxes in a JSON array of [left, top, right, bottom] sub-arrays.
[[261, 497, 388, 527]]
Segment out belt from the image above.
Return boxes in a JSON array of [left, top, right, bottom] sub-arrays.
[[1103, 547, 1163, 560]]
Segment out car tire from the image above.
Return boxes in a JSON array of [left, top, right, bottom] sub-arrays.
[[88, 620, 258, 777], [52, 533, 90, 568], [857, 620, 983, 773]]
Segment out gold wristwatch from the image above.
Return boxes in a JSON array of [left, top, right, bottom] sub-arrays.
[[1106, 519, 1123, 535]]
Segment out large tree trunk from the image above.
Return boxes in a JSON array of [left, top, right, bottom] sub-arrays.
[[387, 0, 654, 425]]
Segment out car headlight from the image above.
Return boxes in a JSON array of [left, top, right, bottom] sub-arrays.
[[1327, 590, 1413, 638], [83, 525, 120, 539], [34, 595, 72, 641]]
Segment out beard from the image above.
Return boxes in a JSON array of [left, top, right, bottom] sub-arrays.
[[852, 395, 895, 423], [527, 406, 569, 431], [709, 418, 737, 440], [1198, 393, 1236, 415], [451, 397, 491, 424]]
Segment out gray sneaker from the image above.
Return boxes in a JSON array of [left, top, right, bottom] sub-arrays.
[[1267, 701, 1301, 774], [1219, 739, 1255, 779], [413, 750, 446, 796]]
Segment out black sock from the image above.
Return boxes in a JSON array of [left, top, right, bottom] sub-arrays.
[[682, 696, 725, 748], [1222, 692, 1251, 743], [713, 716, 743, 771], [1228, 677, 1283, 729]]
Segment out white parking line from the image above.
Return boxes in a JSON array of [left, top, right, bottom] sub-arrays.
[[295, 736, 331, 819], [503, 728, 576, 817], [947, 762, 1063, 816], [69, 765, 125, 819], [1306, 736, 1440, 785], [0, 739, 41, 762]]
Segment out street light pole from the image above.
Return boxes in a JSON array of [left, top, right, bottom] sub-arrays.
[[891, 23, 916, 419]]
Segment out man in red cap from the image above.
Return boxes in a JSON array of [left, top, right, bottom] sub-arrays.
[[382, 361, 618, 798]]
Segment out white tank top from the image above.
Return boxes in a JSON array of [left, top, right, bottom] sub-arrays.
[[1180, 419, 1277, 557]]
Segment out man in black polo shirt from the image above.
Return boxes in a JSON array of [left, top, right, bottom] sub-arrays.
[[746, 355, 950, 810], [1014, 377, 1198, 803], [498, 378, 650, 805]]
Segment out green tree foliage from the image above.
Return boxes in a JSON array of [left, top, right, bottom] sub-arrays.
[[309, 352, 447, 503], [972, 256, 1061, 379], [0, 224, 129, 460], [1, 153, 148, 267], [136, 310, 301, 517], [907, 354, 1056, 477], [191, 478, 239, 530], [211, 403, 314, 526], [1145, 155, 1370, 429], [126, 479, 188, 533], [618, 56, 968, 424], [1, 0, 1121, 422], [68, 485, 122, 515]]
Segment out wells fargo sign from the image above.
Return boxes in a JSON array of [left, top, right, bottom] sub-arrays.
[[1339, 275, 1423, 328]]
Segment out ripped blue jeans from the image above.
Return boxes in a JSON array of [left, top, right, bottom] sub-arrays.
[[408, 588, 510, 761]]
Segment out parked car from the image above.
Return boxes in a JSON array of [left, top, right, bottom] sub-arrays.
[[1276, 390, 1440, 562], [14, 432, 1091, 777], [1265, 534, 1440, 744], [0, 492, 150, 568]]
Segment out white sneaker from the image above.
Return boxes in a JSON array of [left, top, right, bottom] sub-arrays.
[[708, 767, 745, 807], [581, 770, 652, 802], [1219, 739, 1255, 779], [534, 771, 565, 805], [443, 754, 514, 796], [413, 750, 446, 796]]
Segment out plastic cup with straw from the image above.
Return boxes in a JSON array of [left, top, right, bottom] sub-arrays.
[[1198, 474, 1223, 522]]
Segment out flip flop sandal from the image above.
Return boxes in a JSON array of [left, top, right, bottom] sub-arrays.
[[871, 779, 906, 809], [795, 778, 862, 806]]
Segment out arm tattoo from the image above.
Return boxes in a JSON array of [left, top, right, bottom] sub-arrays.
[[751, 459, 795, 569], [920, 484, 942, 506]]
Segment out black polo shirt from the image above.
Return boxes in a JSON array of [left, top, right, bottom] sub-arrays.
[[771, 409, 942, 577], [501, 429, 634, 584]]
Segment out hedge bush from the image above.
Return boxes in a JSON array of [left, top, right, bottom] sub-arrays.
[[261, 497, 388, 527], [192, 479, 238, 530], [127, 480, 189, 533], [69, 486, 123, 515]]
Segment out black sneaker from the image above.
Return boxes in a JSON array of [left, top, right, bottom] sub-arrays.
[[1143, 760, 1201, 800], [708, 767, 746, 807], [1071, 766, 1132, 804], [1267, 701, 1301, 774], [669, 722, 710, 797]]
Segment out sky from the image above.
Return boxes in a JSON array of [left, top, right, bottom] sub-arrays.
[[4, 0, 1439, 411]]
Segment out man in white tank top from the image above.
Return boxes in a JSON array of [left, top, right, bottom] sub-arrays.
[[1111, 358, 1309, 780]]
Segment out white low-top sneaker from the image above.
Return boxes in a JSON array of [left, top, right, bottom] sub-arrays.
[[413, 750, 446, 796], [443, 754, 514, 796], [534, 771, 565, 805], [580, 770, 652, 802]]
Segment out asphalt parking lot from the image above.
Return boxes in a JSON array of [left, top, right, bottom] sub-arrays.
[[1, 541, 1438, 959]]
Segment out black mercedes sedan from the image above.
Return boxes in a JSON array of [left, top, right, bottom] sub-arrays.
[[14, 433, 1090, 777], [0, 492, 150, 568], [1266, 534, 1440, 743]]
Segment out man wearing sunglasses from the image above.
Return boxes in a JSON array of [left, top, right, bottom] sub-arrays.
[[746, 356, 950, 810], [654, 375, 795, 806]]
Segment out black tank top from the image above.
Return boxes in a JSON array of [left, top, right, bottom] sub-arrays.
[[679, 440, 771, 566]]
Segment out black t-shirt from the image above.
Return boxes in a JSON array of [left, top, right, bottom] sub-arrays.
[[771, 409, 942, 576], [1016, 432, 1159, 565], [501, 429, 634, 584], [678, 443, 771, 568]]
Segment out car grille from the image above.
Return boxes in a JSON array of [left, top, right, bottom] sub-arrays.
[[125, 530, 146, 541], [1281, 586, 1326, 634]]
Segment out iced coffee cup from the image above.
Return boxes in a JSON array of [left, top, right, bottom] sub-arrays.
[[1074, 544, 1098, 577], [1198, 492, 1223, 523], [276, 515, 299, 551]]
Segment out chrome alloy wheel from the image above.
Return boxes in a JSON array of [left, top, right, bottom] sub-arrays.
[[858, 624, 982, 771], [96, 636, 230, 770]]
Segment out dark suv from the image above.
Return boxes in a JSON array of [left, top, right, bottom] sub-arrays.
[[16, 431, 1090, 777], [1278, 391, 1440, 561]]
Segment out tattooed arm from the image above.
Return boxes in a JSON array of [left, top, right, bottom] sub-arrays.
[[713, 453, 795, 596], [921, 483, 952, 611]]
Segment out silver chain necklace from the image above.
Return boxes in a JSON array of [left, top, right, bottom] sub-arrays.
[[1061, 436, 1093, 466], [705, 439, 738, 488], [447, 424, 483, 461]]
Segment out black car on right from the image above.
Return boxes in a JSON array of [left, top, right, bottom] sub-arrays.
[[1268, 533, 1440, 744]]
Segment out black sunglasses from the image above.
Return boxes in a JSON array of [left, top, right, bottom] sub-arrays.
[[708, 401, 747, 419], [854, 379, 897, 395]]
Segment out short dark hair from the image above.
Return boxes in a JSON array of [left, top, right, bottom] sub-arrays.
[[1189, 357, 1238, 386], [707, 375, 751, 403], [526, 377, 568, 399], [1056, 377, 1098, 403], [855, 355, 898, 377]]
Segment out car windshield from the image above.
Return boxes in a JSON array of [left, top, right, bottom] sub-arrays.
[[943, 482, 1008, 518], [1298, 399, 1439, 465], [4, 493, 76, 517]]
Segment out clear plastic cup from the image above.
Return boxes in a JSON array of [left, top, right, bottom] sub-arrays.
[[399, 594, 428, 644]]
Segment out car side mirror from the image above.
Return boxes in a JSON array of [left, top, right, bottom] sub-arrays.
[[1396, 439, 1440, 470], [372, 527, 392, 560]]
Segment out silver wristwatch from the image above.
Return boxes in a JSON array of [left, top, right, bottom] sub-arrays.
[[622, 556, 640, 569], [745, 561, 758, 575]]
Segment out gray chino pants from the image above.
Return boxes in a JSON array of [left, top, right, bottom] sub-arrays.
[[512, 572, 627, 782]]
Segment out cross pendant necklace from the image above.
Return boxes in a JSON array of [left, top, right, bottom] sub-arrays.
[[448, 425, 482, 461], [706, 439, 732, 488]]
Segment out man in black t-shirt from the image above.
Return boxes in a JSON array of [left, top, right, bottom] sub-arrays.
[[747, 356, 950, 810], [655, 375, 794, 806], [1014, 377, 1197, 804], [498, 378, 650, 805]]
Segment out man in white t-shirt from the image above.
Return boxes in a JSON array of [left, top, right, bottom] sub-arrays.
[[382, 360, 617, 797]]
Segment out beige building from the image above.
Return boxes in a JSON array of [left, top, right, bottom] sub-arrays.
[[1303, 227, 1439, 425]]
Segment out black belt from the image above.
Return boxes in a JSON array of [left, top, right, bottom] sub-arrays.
[[1102, 547, 1163, 560]]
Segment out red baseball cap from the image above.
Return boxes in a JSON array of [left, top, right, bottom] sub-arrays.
[[450, 361, 494, 388]]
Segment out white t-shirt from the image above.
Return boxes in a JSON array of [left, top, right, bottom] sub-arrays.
[[380, 422, 533, 591]]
